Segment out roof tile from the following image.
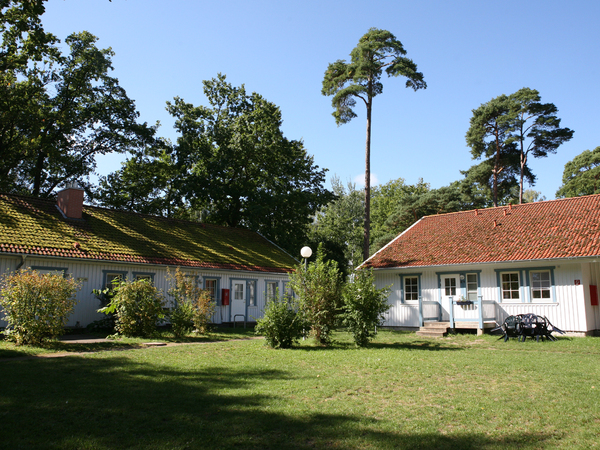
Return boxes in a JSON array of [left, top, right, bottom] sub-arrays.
[[0, 194, 296, 272], [363, 195, 600, 269]]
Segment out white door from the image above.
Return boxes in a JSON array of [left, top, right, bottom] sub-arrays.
[[441, 275, 460, 321], [231, 281, 246, 322]]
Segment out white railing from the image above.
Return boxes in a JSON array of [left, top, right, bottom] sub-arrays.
[[448, 296, 497, 329]]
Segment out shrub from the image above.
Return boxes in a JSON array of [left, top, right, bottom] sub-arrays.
[[0, 268, 81, 345], [169, 299, 195, 339], [288, 244, 342, 345], [255, 294, 308, 348], [341, 269, 391, 347], [99, 279, 165, 337], [166, 267, 215, 336], [89, 286, 117, 332]]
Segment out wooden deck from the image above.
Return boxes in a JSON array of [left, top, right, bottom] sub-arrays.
[[416, 321, 498, 338]]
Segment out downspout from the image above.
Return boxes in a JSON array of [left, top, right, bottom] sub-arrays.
[[16, 254, 27, 271]]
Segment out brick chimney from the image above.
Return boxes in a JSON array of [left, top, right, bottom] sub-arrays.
[[57, 184, 84, 219]]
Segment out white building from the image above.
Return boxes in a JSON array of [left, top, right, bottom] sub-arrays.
[[0, 187, 297, 328], [361, 195, 600, 336]]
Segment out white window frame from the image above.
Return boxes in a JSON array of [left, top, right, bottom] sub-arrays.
[[466, 273, 478, 301], [102, 270, 127, 291], [404, 277, 419, 301], [444, 277, 457, 297], [203, 277, 221, 304], [132, 272, 154, 283], [247, 280, 257, 306], [500, 272, 521, 301], [30, 266, 67, 277], [265, 281, 278, 302], [529, 270, 552, 302]]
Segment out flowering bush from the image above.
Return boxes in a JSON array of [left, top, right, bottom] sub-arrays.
[[0, 268, 81, 345], [166, 267, 215, 336]]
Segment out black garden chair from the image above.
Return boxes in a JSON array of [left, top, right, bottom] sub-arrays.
[[492, 314, 565, 342]]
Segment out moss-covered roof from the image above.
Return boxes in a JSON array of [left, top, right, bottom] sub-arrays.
[[0, 193, 297, 272]]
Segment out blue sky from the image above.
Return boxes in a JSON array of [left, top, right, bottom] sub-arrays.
[[42, 0, 599, 200]]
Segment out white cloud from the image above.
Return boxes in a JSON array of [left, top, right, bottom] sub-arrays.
[[353, 173, 379, 187]]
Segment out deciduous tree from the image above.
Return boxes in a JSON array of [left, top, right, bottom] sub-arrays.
[[164, 74, 333, 255], [1, 28, 155, 197], [288, 244, 342, 345], [309, 177, 364, 274], [322, 28, 426, 260], [556, 146, 600, 198]]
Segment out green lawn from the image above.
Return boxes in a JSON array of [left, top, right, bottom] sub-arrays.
[[1, 331, 599, 449]]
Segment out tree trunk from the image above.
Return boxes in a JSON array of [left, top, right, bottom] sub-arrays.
[[519, 152, 526, 204], [32, 149, 46, 197], [363, 92, 372, 262], [493, 127, 501, 207]]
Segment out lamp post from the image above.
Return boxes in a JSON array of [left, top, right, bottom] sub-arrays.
[[300, 246, 312, 271]]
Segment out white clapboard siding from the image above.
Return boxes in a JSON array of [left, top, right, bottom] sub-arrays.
[[374, 260, 596, 333], [0, 255, 290, 327]]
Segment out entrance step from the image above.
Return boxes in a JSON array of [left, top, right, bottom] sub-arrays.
[[416, 321, 450, 338]]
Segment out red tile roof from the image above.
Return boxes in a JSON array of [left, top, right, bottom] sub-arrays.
[[0, 194, 297, 273], [362, 195, 600, 269]]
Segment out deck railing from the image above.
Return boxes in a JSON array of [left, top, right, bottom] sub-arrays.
[[419, 296, 441, 324], [448, 296, 496, 329]]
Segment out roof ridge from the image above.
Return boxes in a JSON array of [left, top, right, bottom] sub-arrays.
[[421, 194, 600, 220], [0, 191, 252, 233], [0, 192, 297, 270], [363, 193, 600, 269], [83, 203, 249, 232]]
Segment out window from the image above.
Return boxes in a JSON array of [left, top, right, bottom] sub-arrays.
[[404, 277, 419, 301], [467, 274, 478, 301], [104, 271, 126, 290], [266, 281, 278, 301], [248, 280, 256, 306], [205, 279, 218, 300], [283, 281, 293, 298], [531, 270, 551, 300], [234, 282, 244, 300], [501, 273, 520, 300], [445, 278, 456, 296], [133, 272, 154, 283]]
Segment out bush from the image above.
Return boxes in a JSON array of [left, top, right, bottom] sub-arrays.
[[90, 286, 117, 332], [99, 279, 165, 337], [288, 244, 342, 345], [255, 294, 307, 348], [166, 267, 215, 336], [0, 268, 81, 345], [341, 269, 391, 347], [169, 299, 195, 339]]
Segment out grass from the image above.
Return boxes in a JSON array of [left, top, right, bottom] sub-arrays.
[[1, 330, 599, 449], [0, 326, 257, 359]]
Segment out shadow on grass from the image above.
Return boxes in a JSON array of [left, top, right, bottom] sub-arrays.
[[292, 340, 465, 353], [1, 354, 559, 449], [0, 347, 30, 359]]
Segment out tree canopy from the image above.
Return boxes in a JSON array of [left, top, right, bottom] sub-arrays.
[[0, 21, 155, 197], [97, 74, 333, 256], [465, 94, 521, 207], [466, 88, 572, 206], [507, 88, 573, 203], [556, 146, 600, 198], [322, 28, 426, 260]]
